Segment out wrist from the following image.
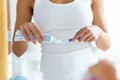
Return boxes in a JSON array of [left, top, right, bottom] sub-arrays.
[[92, 25, 104, 41]]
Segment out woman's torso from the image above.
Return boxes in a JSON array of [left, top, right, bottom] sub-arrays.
[[33, 0, 93, 53]]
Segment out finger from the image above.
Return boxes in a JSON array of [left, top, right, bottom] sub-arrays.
[[32, 23, 44, 41], [72, 27, 89, 41], [28, 23, 42, 44], [84, 35, 93, 42], [88, 37, 95, 43], [72, 32, 81, 41], [20, 25, 30, 42], [25, 23, 37, 44], [78, 31, 92, 42]]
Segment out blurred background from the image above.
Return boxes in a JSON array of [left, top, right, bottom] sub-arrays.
[[8, 0, 120, 80]]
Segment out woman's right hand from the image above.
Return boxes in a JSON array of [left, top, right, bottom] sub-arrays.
[[20, 22, 44, 44]]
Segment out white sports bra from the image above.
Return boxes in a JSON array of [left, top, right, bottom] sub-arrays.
[[33, 0, 93, 53]]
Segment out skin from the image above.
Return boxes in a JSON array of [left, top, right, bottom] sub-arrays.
[[12, 0, 115, 79]]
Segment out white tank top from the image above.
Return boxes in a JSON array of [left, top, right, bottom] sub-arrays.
[[33, 0, 93, 53]]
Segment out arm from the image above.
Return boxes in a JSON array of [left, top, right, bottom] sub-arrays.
[[92, 0, 111, 51], [72, 0, 110, 51], [12, 0, 34, 57]]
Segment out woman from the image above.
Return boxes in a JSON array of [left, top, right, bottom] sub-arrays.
[[12, 0, 113, 80]]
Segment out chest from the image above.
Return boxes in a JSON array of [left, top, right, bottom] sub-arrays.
[[33, 0, 93, 30], [34, 0, 92, 19]]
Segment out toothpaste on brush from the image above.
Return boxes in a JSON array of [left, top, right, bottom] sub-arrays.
[[14, 30, 63, 44]]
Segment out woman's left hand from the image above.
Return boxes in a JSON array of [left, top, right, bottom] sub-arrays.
[[72, 25, 103, 43]]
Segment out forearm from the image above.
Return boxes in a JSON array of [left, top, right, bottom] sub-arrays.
[[12, 0, 33, 57], [12, 28, 28, 57], [95, 32, 111, 51]]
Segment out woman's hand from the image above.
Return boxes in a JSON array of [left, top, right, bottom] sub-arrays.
[[20, 22, 44, 44], [72, 25, 103, 43]]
